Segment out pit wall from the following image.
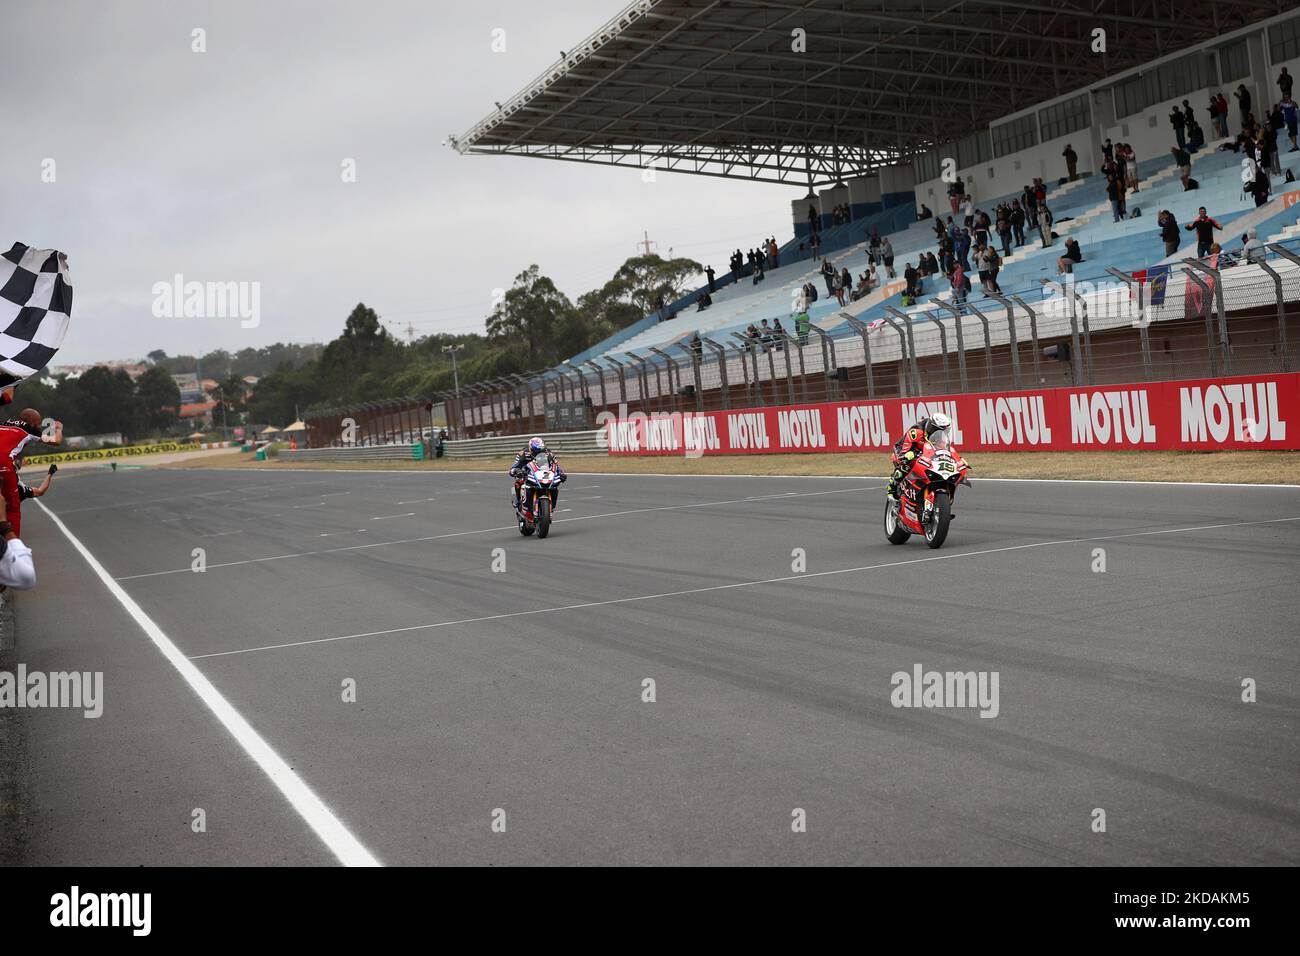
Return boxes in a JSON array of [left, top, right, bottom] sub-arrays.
[[604, 373, 1298, 455]]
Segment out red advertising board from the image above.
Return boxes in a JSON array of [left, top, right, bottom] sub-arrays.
[[603, 373, 1299, 455]]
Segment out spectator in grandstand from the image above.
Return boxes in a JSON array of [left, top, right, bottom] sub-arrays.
[[972, 209, 991, 248], [1062, 143, 1078, 182], [1217, 92, 1231, 136], [696, 291, 712, 311], [1185, 208, 1224, 258], [832, 269, 847, 306], [1283, 96, 1299, 152], [924, 251, 939, 277], [1280, 67, 1293, 101], [904, 262, 919, 299], [795, 310, 811, 346], [1234, 84, 1252, 125], [746, 323, 760, 344], [933, 216, 948, 242], [881, 237, 896, 278], [1021, 183, 1037, 219], [1158, 210, 1180, 257], [960, 194, 974, 227], [868, 228, 882, 264], [1122, 142, 1139, 191], [954, 227, 971, 271], [705, 265, 716, 292], [947, 178, 963, 214], [1170, 105, 1187, 150], [950, 263, 970, 315], [1009, 199, 1026, 246], [975, 246, 995, 294], [1265, 111, 1283, 173], [809, 230, 821, 255], [1106, 174, 1124, 222], [1207, 96, 1224, 139], [1101, 139, 1114, 164], [768, 237, 779, 267], [759, 318, 773, 349], [918, 203, 933, 220], [808, 204, 819, 235], [1171, 146, 1192, 190], [1037, 203, 1054, 248], [771, 319, 786, 351], [690, 332, 703, 357], [1187, 117, 1205, 151], [1242, 228, 1266, 264], [1056, 237, 1083, 275], [818, 257, 834, 295]]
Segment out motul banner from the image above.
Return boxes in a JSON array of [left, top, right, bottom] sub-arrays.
[[603, 372, 1299, 455]]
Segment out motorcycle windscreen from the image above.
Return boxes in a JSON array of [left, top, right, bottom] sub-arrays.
[[929, 428, 952, 450]]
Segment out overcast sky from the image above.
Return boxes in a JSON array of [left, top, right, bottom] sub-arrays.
[[1, 0, 804, 366]]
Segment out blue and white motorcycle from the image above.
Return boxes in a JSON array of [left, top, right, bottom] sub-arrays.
[[513, 453, 565, 538]]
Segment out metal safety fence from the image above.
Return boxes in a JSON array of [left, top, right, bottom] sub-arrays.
[[443, 238, 1300, 436]]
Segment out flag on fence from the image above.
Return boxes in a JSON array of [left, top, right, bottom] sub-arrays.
[[0, 242, 73, 388]]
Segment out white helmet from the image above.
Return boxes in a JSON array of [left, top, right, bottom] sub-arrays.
[[925, 412, 952, 438]]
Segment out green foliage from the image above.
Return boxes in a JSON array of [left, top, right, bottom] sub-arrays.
[[21, 253, 705, 433]]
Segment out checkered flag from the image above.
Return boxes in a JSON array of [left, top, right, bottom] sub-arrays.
[[0, 242, 73, 388]]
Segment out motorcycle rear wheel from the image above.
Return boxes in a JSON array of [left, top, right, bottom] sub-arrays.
[[883, 498, 911, 544], [924, 491, 952, 549]]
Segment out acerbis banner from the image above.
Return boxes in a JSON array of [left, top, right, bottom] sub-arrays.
[[603, 372, 1298, 455], [24, 441, 201, 465]]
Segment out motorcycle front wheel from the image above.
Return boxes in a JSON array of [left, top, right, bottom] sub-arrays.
[[924, 490, 952, 549], [536, 496, 552, 539]]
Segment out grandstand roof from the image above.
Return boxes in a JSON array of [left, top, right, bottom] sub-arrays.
[[453, 0, 1288, 186]]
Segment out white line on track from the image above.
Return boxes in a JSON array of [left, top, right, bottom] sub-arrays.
[[200, 530, 244, 538], [370, 512, 415, 521], [395, 497, 437, 504], [35, 499, 381, 867], [189, 514, 1300, 660], [114, 486, 875, 580], [320, 529, 368, 537]]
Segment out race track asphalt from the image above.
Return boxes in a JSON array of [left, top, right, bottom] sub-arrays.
[[3, 464, 1298, 866]]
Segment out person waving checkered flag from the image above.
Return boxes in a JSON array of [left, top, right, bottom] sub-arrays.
[[0, 242, 73, 389]]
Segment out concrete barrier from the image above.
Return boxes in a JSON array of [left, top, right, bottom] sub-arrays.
[[278, 443, 425, 463], [444, 430, 605, 460]]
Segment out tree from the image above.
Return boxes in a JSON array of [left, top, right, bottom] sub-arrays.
[[135, 366, 182, 435], [613, 253, 704, 316], [147, 349, 168, 364], [73, 367, 141, 436], [485, 265, 575, 365]]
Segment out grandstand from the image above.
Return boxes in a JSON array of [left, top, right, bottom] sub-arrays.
[[443, 0, 1300, 438]]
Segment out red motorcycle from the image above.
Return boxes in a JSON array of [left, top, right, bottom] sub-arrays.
[[883, 426, 972, 549]]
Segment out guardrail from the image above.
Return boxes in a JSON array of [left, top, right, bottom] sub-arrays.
[[444, 430, 605, 459], [279, 443, 425, 463]]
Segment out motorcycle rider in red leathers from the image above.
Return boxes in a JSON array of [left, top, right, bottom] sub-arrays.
[[886, 412, 951, 500], [510, 436, 566, 513]]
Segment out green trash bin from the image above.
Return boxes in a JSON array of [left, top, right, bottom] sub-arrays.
[[255, 448, 267, 461]]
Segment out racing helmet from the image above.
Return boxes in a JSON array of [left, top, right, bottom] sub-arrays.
[[528, 436, 547, 455], [924, 413, 952, 438]]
